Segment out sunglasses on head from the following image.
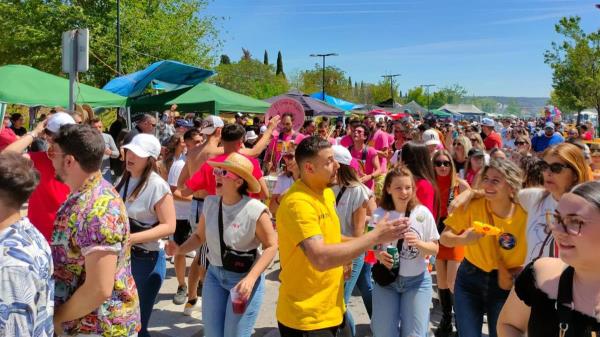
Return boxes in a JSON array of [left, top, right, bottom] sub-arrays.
[[434, 160, 452, 167], [539, 161, 572, 174]]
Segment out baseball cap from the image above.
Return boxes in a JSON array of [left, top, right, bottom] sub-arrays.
[[332, 145, 352, 165], [545, 122, 555, 130], [481, 118, 495, 127], [175, 119, 193, 128], [422, 129, 441, 146], [200, 116, 224, 135], [245, 130, 258, 141], [46, 112, 75, 133], [259, 125, 268, 134], [468, 148, 485, 158], [123, 134, 161, 159]]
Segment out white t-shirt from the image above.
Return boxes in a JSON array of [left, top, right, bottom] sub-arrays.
[[203, 195, 269, 267], [120, 171, 171, 251], [390, 149, 401, 166], [373, 205, 439, 277], [518, 188, 558, 264], [273, 174, 294, 195], [167, 157, 191, 220], [332, 184, 370, 237]]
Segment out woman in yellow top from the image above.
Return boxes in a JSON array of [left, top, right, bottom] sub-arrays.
[[440, 159, 527, 337]]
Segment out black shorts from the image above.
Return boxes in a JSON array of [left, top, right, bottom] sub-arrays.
[[173, 219, 192, 245]]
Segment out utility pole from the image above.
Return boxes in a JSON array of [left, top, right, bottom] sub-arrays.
[[116, 0, 122, 74], [382, 74, 401, 107], [421, 84, 436, 112], [310, 53, 338, 100]]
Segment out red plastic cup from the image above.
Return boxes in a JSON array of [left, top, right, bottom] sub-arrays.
[[231, 288, 247, 314]]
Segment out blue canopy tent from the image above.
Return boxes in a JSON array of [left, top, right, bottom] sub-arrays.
[[103, 60, 214, 97], [309, 92, 361, 111]]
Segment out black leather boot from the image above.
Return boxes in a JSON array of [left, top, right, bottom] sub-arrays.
[[434, 288, 455, 337]]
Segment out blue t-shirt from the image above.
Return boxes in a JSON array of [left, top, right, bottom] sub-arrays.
[[532, 133, 564, 152], [0, 217, 54, 337]]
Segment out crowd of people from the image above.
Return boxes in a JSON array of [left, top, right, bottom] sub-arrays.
[[0, 106, 599, 337]]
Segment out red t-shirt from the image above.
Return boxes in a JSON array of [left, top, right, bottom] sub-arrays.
[[583, 131, 593, 141], [0, 127, 17, 151], [28, 151, 70, 241], [415, 178, 437, 219], [185, 152, 263, 198], [483, 131, 502, 151]]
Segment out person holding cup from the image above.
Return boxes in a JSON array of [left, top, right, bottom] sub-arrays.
[[168, 152, 277, 337]]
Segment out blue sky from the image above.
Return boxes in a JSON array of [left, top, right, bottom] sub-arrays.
[[204, 0, 599, 97]]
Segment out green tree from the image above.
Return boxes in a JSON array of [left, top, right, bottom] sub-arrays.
[[545, 16, 600, 122], [463, 97, 499, 113], [212, 59, 288, 99], [276, 51, 285, 77], [0, 0, 221, 88], [220, 54, 231, 65], [263, 50, 269, 65], [406, 86, 428, 107], [298, 64, 350, 99], [505, 99, 522, 116]]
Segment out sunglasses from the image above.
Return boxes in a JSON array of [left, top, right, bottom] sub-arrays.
[[434, 160, 452, 167], [514, 141, 526, 146], [213, 168, 238, 179], [453, 142, 462, 147], [545, 211, 584, 236], [469, 138, 479, 143], [539, 161, 572, 174]]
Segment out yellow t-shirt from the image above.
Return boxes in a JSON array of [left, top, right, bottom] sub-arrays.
[[444, 198, 527, 272], [276, 180, 344, 330]]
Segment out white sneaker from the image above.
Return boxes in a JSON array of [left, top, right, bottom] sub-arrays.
[[183, 299, 201, 316]]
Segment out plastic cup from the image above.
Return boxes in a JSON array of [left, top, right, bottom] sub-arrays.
[[230, 288, 247, 315]]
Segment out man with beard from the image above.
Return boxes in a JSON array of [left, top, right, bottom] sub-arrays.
[[276, 136, 407, 337], [2, 112, 74, 241], [532, 122, 564, 153], [49, 124, 140, 336]]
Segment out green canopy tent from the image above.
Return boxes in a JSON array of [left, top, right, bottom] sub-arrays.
[[126, 87, 192, 114], [0, 65, 127, 108], [166, 83, 271, 114], [431, 109, 453, 118]]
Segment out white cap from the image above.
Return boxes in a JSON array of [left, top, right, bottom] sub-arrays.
[[46, 112, 75, 133], [422, 129, 441, 146], [481, 118, 495, 127], [199, 115, 224, 135], [123, 133, 161, 159], [259, 125, 267, 134], [332, 145, 352, 165], [245, 130, 258, 141]]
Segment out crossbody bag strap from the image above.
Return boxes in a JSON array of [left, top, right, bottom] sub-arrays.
[[121, 176, 130, 200], [218, 198, 227, 259], [556, 266, 575, 337], [336, 186, 347, 206], [395, 208, 411, 250]]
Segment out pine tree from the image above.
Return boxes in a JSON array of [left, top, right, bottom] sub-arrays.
[[242, 48, 251, 61], [220, 54, 231, 65], [263, 50, 269, 65], [276, 51, 285, 77]]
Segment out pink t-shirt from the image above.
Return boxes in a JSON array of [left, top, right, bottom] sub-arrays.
[[340, 135, 353, 147], [267, 131, 297, 168], [368, 129, 390, 173], [350, 145, 378, 189]]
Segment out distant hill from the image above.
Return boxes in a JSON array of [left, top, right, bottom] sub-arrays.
[[479, 96, 549, 115]]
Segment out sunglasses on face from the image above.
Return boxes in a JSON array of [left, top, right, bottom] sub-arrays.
[[539, 161, 572, 174], [453, 142, 463, 147], [434, 160, 452, 167], [470, 138, 479, 143], [546, 211, 584, 236], [213, 168, 238, 179], [514, 141, 527, 146]]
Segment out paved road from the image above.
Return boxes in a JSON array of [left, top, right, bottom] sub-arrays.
[[148, 256, 489, 337]]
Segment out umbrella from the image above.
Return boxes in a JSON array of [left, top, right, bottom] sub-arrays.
[[309, 92, 359, 111], [368, 109, 390, 116], [265, 89, 344, 117], [103, 60, 214, 97], [0, 64, 126, 108]]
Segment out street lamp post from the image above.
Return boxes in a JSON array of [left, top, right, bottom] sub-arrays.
[[381, 74, 401, 107], [310, 53, 338, 100], [116, 0, 121, 74], [421, 84, 436, 112]]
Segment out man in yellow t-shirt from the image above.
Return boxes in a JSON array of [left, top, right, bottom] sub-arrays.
[[276, 136, 407, 336]]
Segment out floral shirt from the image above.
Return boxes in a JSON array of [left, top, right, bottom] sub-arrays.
[[51, 173, 140, 336], [0, 217, 54, 337]]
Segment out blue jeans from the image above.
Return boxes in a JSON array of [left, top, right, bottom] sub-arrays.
[[131, 248, 166, 337], [344, 256, 364, 337], [202, 265, 265, 337], [371, 272, 432, 337], [454, 260, 510, 337], [355, 261, 373, 318]]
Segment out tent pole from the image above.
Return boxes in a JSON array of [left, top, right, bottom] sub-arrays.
[[126, 107, 132, 131], [0, 103, 6, 131]]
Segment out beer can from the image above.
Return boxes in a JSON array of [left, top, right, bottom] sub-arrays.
[[386, 245, 399, 269]]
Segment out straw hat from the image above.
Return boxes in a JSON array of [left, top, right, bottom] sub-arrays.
[[208, 152, 261, 194]]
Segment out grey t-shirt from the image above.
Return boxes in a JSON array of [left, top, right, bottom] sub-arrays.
[[119, 171, 171, 251], [332, 184, 370, 237], [202, 195, 269, 267]]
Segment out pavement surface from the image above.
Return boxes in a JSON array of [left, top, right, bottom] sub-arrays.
[[147, 255, 490, 337]]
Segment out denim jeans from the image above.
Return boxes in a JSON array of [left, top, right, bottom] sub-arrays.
[[355, 261, 373, 318], [344, 256, 364, 337], [131, 248, 166, 337], [454, 260, 510, 337], [371, 271, 432, 337], [202, 265, 265, 337]]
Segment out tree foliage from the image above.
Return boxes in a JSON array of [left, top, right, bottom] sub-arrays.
[[212, 58, 288, 99], [276, 51, 284, 77], [0, 0, 221, 87], [263, 50, 269, 65], [544, 16, 600, 119]]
